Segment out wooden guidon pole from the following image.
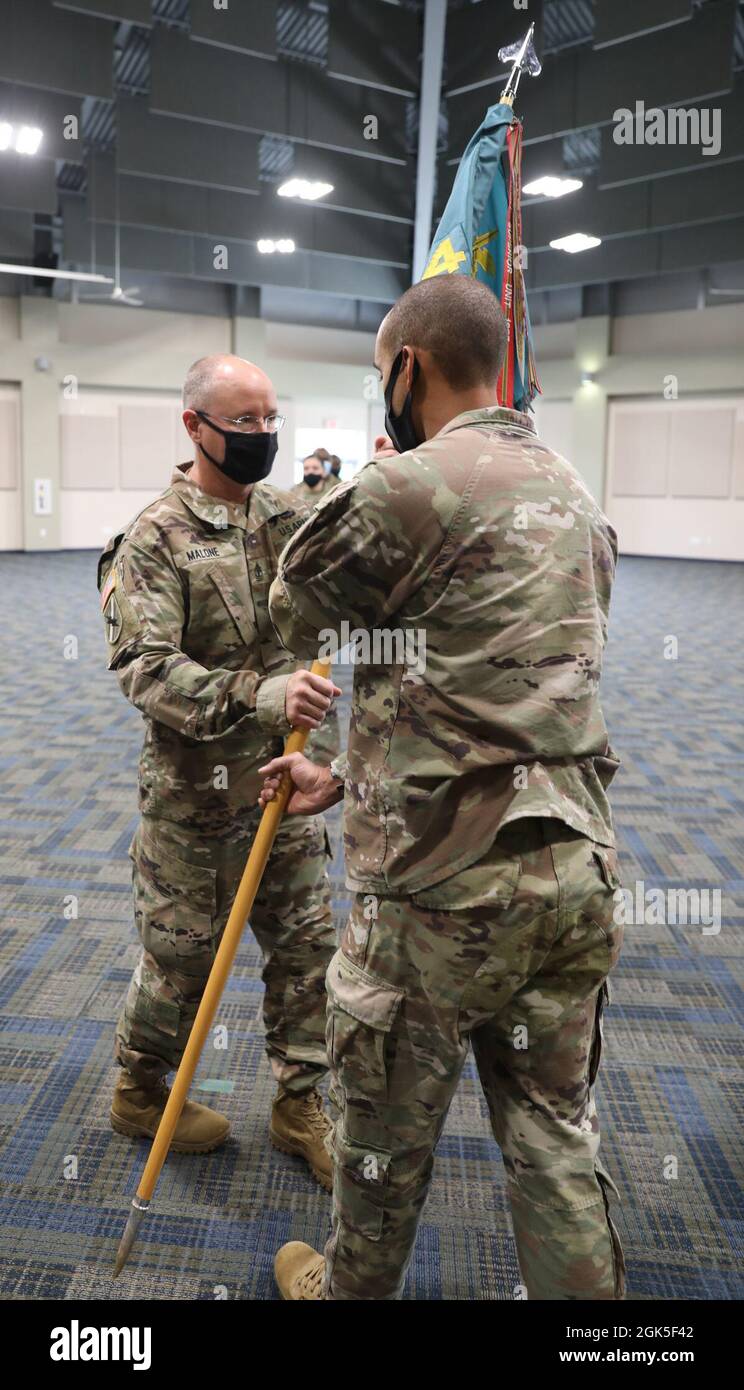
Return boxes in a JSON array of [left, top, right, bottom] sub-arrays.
[[113, 659, 331, 1276]]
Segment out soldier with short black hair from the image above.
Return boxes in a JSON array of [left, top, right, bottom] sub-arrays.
[[260, 276, 625, 1301]]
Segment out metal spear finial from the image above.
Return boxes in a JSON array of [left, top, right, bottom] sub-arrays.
[[499, 22, 542, 107]]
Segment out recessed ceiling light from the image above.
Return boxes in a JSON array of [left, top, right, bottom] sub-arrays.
[[15, 125, 43, 155], [550, 232, 602, 254], [0, 123, 13, 151], [257, 238, 296, 255], [523, 175, 583, 198], [277, 178, 334, 201]]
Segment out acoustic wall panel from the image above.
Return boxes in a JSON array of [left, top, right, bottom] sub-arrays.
[[611, 411, 669, 496], [607, 396, 744, 561], [328, 0, 420, 96], [599, 80, 744, 188], [594, 0, 692, 48], [0, 209, 34, 260], [120, 403, 179, 490], [447, 0, 736, 149], [669, 409, 733, 496], [60, 413, 118, 489], [88, 156, 411, 265], [190, 0, 277, 59], [0, 153, 58, 215], [0, 0, 113, 101], [117, 97, 260, 195], [150, 29, 408, 164], [53, 0, 151, 22]]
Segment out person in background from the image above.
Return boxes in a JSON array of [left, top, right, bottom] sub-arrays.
[[327, 455, 343, 489], [291, 452, 338, 504]]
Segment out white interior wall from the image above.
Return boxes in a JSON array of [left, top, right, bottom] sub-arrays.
[[532, 398, 573, 460], [1, 296, 744, 556], [606, 394, 744, 561]]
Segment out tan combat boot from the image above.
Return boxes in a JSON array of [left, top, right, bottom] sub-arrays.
[[110, 1070, 230, 1154], [275, 1242, 325, 1300], [269, 1087, 333, 1191]]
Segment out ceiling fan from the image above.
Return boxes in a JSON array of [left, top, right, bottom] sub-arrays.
[[80, 153, 144, 307]]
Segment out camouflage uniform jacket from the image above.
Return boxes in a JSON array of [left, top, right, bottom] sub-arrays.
[[97, 463, 319, 837], [290, 476, 338, 505], [269, 406, 620, 894]]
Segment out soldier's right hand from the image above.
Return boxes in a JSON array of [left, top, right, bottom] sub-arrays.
[[285, 669, 342, 730]]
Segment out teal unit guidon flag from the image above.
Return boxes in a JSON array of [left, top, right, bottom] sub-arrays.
[[421, 102, 540, 413]]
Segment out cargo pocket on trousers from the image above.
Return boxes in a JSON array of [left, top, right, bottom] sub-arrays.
[[326, 949, 404, 1104], [332, 1129, 392, 1242], [135, 826, 218, 978], [596, 1161, 626, 1299], [122, 970, 180, 1048]]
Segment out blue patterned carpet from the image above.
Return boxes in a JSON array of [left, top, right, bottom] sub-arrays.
[[0, 550, 741, 1301]]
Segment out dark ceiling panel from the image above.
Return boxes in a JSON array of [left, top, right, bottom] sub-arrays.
[[0, 0, 113, 101], [598, 79, 744, 186], [118, 96, 260, 194], [52, 0, 151, 24], [327, 0, 420, 97], [287, 146, 414, 223], [445, 0, 545, 96], [649, 158, 744, 230], [0, 82, 84, 162], [0, 152, 58, 214], [190, 0, 277, 60], [660, 214, 744, 272], [523, 178, 649, 247], [88, 156, 410, 266], [0, 208, 34, 260], [62, 195, 407, 301], [523, 162, 744, 248], [576, 0, 736, 128], [528, 214, 744, 291], [529, 232, 658, 290], [448, 0, 736, 150], [150, 29, 408, 162], [291, 71, 409, 163], [594, 0, 692, 49]]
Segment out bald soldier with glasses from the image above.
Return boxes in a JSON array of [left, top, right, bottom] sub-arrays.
[[98, 354, 341, 1187]]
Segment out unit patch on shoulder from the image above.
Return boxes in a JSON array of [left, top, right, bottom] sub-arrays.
[[103, 591, 122, 644]]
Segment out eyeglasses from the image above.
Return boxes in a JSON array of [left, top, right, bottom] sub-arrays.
[[197, 409, 286, 434]]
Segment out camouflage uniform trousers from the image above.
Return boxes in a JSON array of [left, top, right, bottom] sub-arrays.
[[322, 817, 625, 1300], [116, 809, 336, 1095]]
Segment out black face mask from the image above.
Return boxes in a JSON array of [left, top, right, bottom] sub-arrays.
[[384, 349, 422, 454], [196, 411, 278, 484], [304, 473, 322, 489]]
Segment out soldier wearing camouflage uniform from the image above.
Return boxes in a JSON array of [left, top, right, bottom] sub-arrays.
[[290, 452, 338, 505], [98, 354, 341, 1188], [260, 276, 625, 1299]]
